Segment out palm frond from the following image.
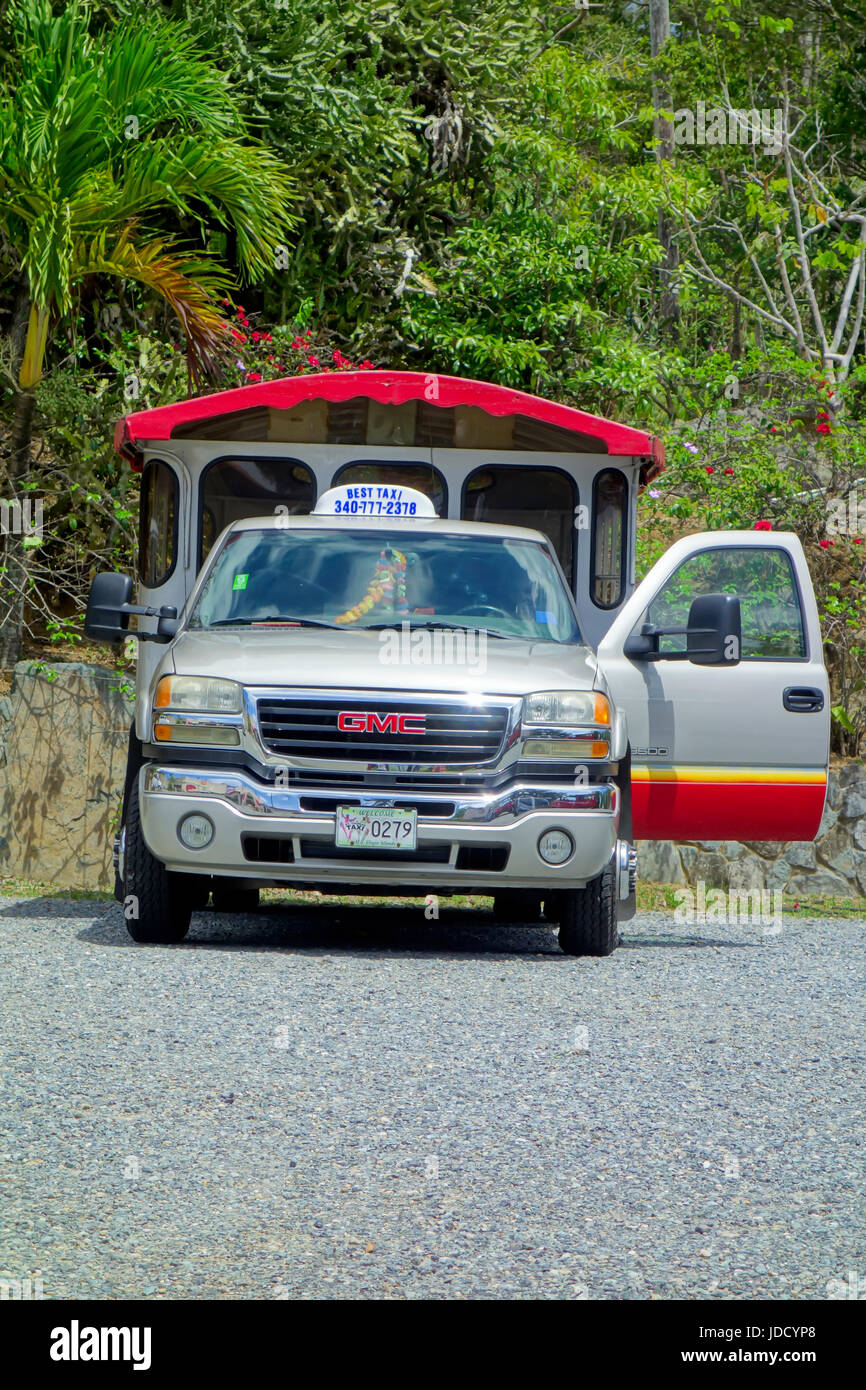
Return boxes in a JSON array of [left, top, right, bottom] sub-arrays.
[[75, 224, 234, 383]]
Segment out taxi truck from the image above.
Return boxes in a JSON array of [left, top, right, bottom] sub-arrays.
[[84, 371, 830, 954]]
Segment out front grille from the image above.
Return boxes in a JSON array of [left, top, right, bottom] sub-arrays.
[[298, 796, 456, 818], [298, 839, 451, 864], [256, 695, 509, 765]]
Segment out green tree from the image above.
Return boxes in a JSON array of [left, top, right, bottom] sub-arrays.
[[0, 0, 297, 661]]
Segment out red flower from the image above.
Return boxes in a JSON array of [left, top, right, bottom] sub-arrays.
[[816, 423, 831, 434], [305, 329, 313, 337], [753, 520, 772, 531], [230, 329, 247, 343], [819, 539, 833, 548], [236, 305, 246, 314], [359, 359, 374, 369], [705, 466, 714, 474], [291, 338, 304, 349], [251, 331, 261, 342], [221, 299, 230, 308], [769, 426, 777, 434], [246, 371, 262, 383], [307, 355, 320, 367], [853, 537, 863, 545], [724, 467, 734, 475]]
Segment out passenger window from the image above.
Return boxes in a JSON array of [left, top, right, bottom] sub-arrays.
[[462, 466, 576, 579], [645, 547, 806, 659], [591, 469, 627, 608], [333, 462, 447, 516], [139, 460, 177, 587], [200, 457, 315, 563]]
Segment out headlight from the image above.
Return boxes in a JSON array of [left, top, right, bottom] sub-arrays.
[[522, 691, 610, 726], [154, 675, 242, 714]]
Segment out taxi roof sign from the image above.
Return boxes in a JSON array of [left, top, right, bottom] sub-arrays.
[[312, 484, 437, 519]]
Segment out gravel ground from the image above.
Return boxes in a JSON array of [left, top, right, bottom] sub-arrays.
[[0, 893, 863, 1301]]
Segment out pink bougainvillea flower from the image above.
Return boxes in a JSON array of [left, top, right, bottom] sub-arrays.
[[753, 520, 772, 531]]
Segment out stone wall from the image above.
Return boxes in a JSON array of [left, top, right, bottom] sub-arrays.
[[0, 662, 134, 891], [638, 764, 866, 899]]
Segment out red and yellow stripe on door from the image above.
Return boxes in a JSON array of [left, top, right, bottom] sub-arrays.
[[631, 765, 828, 842]]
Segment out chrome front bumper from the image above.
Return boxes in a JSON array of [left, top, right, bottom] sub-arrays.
[[138, 764, 620, 889]]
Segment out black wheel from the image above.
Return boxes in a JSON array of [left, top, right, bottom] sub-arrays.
[[211, 882, 260, 913], [546, 861, 618, 957], [122, 781, 194, 944], [493, 890, 543, 923]]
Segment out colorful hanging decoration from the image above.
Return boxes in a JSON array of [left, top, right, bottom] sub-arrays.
[[336, 547, 410, 625]]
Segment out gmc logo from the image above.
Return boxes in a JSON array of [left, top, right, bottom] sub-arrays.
[[337, 711, 427, 734]]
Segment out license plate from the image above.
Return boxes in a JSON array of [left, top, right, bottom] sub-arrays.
[[335, 806, 418, 851]]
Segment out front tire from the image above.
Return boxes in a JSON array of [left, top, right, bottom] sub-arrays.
[[122, 781, 193, 944], [547, 861, 618, 957]]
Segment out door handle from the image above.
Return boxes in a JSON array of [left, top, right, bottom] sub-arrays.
[[783, 686, 824, 713]]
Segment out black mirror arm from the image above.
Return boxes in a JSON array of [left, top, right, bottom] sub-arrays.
[[93, 602, 178, 644], [624, 623, 726, 662]]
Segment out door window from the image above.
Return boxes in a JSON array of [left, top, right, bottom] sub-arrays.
[[200, 456, 315, 563], [645, 546, 807, 659], [591, 469, 627, 608], [461, 466, 576, 580], [139, 460, 178, 587]]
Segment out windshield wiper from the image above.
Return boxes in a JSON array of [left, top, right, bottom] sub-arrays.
[[209, 616, 344, 629]]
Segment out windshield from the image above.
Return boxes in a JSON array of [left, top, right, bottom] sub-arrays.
[[189, 527, 581, 643]]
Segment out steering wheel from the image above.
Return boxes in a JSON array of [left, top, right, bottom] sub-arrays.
[[460, 604, 511, 619]]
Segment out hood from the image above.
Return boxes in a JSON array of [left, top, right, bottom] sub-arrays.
[[166, 626, 599, 697]]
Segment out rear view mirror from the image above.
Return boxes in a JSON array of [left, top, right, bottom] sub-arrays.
[[624, 591, 741, 665]]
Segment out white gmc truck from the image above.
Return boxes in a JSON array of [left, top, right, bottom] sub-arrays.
[[85, 371, 830, 955]]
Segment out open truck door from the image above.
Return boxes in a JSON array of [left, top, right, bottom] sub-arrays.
[[597, 531, 829, 843]]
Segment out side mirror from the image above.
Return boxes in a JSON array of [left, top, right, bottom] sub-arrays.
[[84, 572, 179, 645], [84, 572, 133, 642], [625, 592, 741, 666], [687, 592, 741, 666]]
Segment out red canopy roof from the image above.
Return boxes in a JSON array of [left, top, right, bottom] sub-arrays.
[[114, 369, 664, 474]]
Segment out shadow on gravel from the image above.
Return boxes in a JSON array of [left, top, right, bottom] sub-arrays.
[[64, 900, 766, 958], [0, 896, 114, 921]]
